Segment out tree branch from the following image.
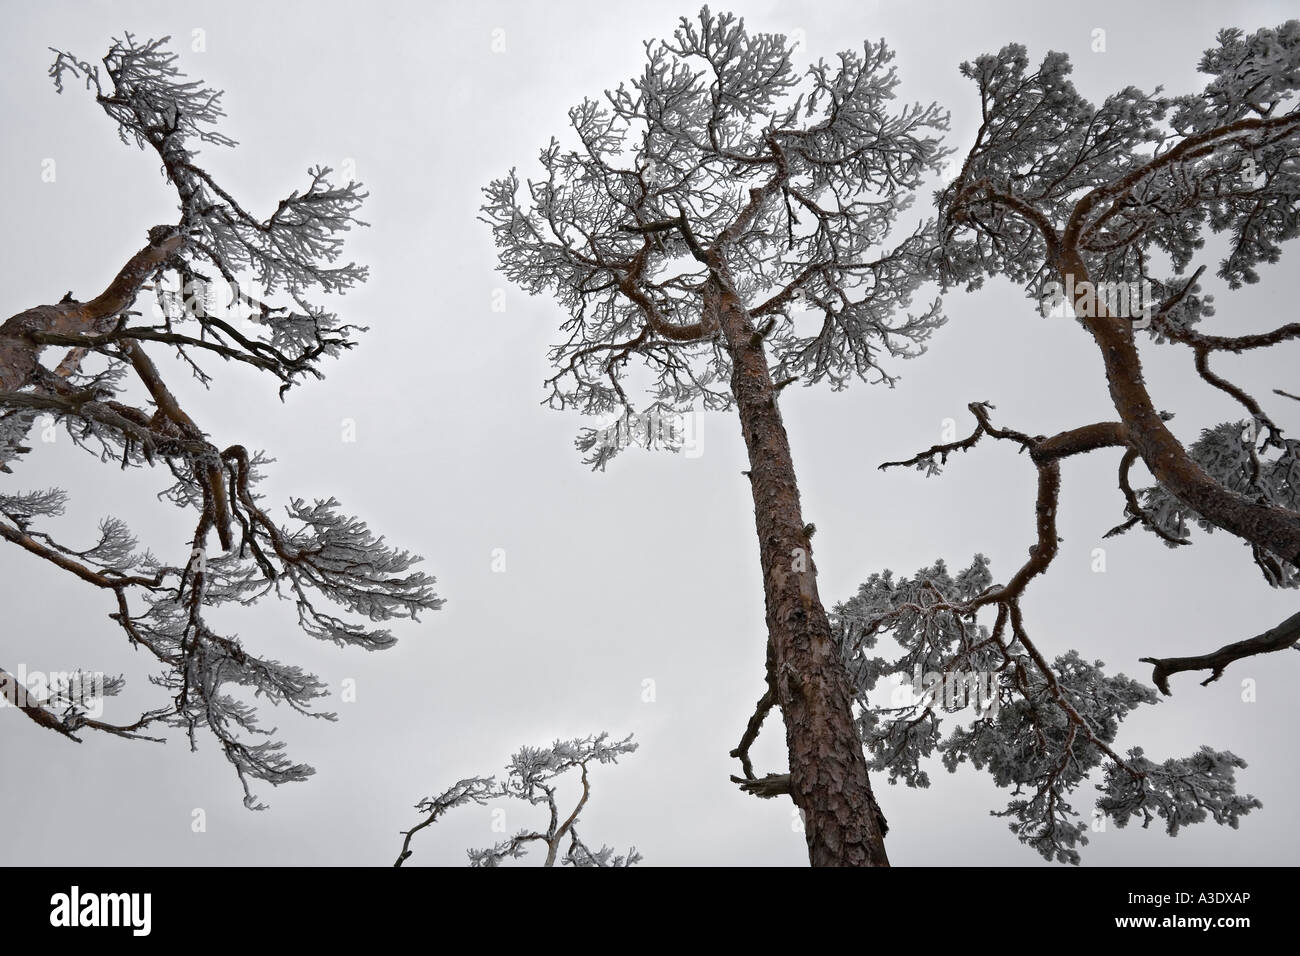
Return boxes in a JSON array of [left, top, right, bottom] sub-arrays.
[[1141, 609, 1300, 695]]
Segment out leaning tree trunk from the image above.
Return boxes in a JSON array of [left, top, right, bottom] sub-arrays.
[[1061, 250, 1300, 566], [712, 281, 890, 867]]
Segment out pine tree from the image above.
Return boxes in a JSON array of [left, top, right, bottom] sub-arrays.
[[0, 36, 442, 808], [482, 6, 948, 865], [839, 20, 1300, 862]]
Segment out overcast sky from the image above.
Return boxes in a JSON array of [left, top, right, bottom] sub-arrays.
[[2, 0, 1298, 867]]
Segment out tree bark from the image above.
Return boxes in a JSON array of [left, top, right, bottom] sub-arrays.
[[1060, 250, 1300, 566], [0, 230, 182, 393], [713, 281, 890, 867]]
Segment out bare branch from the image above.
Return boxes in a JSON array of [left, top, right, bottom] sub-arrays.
[[1141, 610, 1300, 695]]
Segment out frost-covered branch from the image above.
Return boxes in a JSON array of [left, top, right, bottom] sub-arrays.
[[835, 555, 1260, 864], [855, 404, 1263, 862]]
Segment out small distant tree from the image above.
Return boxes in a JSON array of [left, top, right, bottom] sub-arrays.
[[482, 6, 947, 867], [844, 22, 1300, 862], [0, 36, 442, 808], [394, 732, 639, 867]]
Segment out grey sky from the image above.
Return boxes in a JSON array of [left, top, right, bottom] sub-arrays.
[[2, 0, 1297, 866]]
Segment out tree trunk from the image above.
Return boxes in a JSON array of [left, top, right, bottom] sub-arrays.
[[713, 282, 890, 867], [1061, 251, 1300, 566]]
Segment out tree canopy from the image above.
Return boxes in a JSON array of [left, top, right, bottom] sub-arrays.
[[0, 35, 442, 808]]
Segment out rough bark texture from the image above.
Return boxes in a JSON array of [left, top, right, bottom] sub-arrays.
[[713, 280, 890, 867], [0, 230, 183, 393], [1061, 250, 1300, 566]]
